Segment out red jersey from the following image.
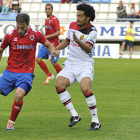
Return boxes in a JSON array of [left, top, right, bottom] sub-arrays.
[[45, 15, 60, 47], [0, 28, 46, 73]]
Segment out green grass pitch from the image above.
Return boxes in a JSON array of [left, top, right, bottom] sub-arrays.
[[0, 57, 140, 140]]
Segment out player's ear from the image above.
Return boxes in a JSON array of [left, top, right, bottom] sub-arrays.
[[86, 16, 90, 22]]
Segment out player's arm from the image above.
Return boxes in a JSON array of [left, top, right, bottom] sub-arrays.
[[55, 39, 70, 51], [125, 31, 135, 36], [44, 40, 55, 53], [10, 0, 13, 8], [19, 0, 22, 8], [43, 40, 60, 57], [45, 30, 61, 39], [128, 32, 135, 36], [73, 32, 93, 53], [0, 47, 4, 61], [0, 33, 10, 61]]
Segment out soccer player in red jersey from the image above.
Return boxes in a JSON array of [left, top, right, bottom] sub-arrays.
[[36, 3, 62, 85], [0, 13, 59, 130]]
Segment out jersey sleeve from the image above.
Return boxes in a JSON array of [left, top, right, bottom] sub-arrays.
[[86, 30, 97, 46], [66, 23, 71, 41], [53, 17, 60, 31], [36, 31, 47, 44], [0, 33, 10, 50]]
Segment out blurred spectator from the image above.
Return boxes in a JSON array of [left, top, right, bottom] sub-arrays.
[[0, 0, 2, 12], [61, 0, 70, 3], [127, 3, 139, 21], [72, 0, 81, 3], [120, 21, 135, 59], [116, 0, 127, 22], [2, 0, 10, 15], [138, 10, 140, 18], [10, 0, 21, 13]]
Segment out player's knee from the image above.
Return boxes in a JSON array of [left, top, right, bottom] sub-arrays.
[[81, 87, 90, 95], [15, 93, 24, 102], [55, 81, 61, 89], [55, 80, 64, 90], [36, 57, 42, 63], [0, 90, 2, 94]]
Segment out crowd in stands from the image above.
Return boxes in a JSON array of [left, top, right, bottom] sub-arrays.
[[61, 0, 81, 3], [0, 0, 140, 22], [117, 0, 140, 22], [0, 0, 21, 15]]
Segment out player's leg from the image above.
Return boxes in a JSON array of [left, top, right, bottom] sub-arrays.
[[80, 77, 101, 130], [55, 69, 80, 127], [6, 83, 29, 130], [49, 54, 62, 73], [52, 61, 62, 73], [76, 64, 101, 130], [0, 70, 15, 97], [120, 41, 126, 55], [129, 41, 133, 59], [36, 45, 54, 84], [130, 47, 133, 59], [6, 73, 34, 130], [36, 57, 52, 76]]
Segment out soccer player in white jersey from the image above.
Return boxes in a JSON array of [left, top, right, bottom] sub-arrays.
[[55, 3, 101, 130]]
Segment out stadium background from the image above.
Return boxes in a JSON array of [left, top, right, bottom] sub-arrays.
[[0, 0, 140, 58], [0, 1, 140, 139]]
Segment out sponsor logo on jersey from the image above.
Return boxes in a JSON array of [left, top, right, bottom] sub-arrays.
[[45, 25, 52, 29], [29, 35, 34, 40], [90, 35, 96, 40], [49, 20, 51, 23], [17, 44, 35, 50], [70, 41, 79, 47], [13, 38, 17, 41], [80, 35, 84, 40]]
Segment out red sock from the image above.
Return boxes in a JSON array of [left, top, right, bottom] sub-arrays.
[[10, 100, 23, 122], [54, 64, 62, 73], [38, 61, 52, 76]]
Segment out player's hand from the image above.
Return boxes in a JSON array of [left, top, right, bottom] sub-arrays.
[[45, 35, 49, 39], [50, 50, 60, 62], [73, 31, 79, 43]]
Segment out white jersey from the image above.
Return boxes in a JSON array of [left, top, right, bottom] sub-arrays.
[[64, 22, 97, 66]]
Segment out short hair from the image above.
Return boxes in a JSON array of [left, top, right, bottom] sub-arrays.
[[130, 21, 134, 24], [16, 13, 30, 25], [76, 3, 95, 21], [45, 3, 53, 9]]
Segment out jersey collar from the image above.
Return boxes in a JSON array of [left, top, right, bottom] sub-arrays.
[[86, 23, 91, 29], [77, 22, 91, 30]]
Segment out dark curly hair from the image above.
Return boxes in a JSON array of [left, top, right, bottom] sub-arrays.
[[76, 3, 95, 21]]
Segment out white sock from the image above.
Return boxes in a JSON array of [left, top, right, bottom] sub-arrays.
[[57, 89, 78, 116], [85, 92, 99, 123]]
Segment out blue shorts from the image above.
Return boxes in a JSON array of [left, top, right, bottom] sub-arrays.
[[37, 45, 59, 62], [0, 70, 35, 96], [124, 40, 134, 48]]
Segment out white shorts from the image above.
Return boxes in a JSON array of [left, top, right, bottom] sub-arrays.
[[56, 63, 94, 85]]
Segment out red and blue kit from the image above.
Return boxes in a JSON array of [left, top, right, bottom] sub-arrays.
[[0, 28, 46, 73], [45, 15, 60, 47]]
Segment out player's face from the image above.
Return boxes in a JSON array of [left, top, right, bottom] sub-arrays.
[[45, 5, 53, 17], [17, 22, 29, 36], [119, 1, 123, 7], [76, 10, 89, 28]]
